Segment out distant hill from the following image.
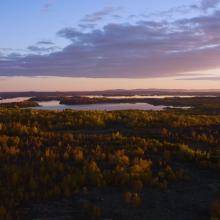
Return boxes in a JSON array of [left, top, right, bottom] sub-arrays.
[[1, 89, 220, 99]]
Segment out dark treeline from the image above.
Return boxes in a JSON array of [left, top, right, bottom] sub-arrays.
[[1, 89, 220, 99]]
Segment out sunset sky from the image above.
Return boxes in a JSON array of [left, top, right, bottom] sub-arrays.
[[1, 0, 220, 91]]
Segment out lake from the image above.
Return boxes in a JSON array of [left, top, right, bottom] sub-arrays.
[[0, 97, 191, 111], [0, 97, 30, 103], [84, 95, 195, 99], [32, 101, 167, 111]]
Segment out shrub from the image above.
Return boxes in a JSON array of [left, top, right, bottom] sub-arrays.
[[124, 192, 142, 208], [211, 200, 220, 219]]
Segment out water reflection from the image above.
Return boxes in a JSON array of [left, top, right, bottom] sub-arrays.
[[0, 97, 191, 111], [84, 95, 195, 99], [0, 97, 30, 103], [33, 102, 167, 111]]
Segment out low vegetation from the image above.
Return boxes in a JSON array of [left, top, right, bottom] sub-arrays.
[[0, 106, 220, 219], [0, 101, 39, 108]]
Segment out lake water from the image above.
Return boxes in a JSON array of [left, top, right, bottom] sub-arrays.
[[0, 97, 191, 111], [84, 95, 195, 99], [0, 97, 30, 104], [33, 101, 167, 111]]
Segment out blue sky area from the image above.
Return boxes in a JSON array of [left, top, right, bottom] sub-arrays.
[[0, 0, 220, 90], [1, 0, 197, 49]]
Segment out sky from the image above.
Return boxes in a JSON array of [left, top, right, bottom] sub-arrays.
[[1, 0, 220, 91]]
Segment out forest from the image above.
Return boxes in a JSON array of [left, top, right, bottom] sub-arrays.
[[1, 105, 220, 219]]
